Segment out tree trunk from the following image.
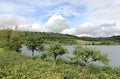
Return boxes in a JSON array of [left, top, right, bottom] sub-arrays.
[[32, 49, 34, 56], [54, 54, 57, 60]]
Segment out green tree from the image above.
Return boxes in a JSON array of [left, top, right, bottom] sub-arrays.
[[9, 30, 24, 52], [47, 41, 68, 60], [25, 33, 44, 56], [73, 45, 109, 66], [0, 28, 12, 49]]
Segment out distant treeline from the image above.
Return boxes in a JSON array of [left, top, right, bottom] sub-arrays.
[[23, 31, 77, 44], [79, 36, 120, 45]]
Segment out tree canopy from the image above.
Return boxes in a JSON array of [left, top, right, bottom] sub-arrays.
[[47, 41, 68, 60], [73, 45, 109, 66]]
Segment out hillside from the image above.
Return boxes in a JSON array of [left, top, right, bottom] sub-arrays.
[[0, 29, 120, 45], [24, 31, 120, 45], [79, 36, 120, 45]]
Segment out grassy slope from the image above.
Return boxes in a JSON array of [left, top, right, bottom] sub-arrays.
[[0, 48, 120, 79], [76, 39, 91, 45]]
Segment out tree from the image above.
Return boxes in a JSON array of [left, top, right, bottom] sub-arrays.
[[47, 41, 68, 60], [9, 30, 25, 52], [25, 33, 44, 56], [0, 28, 12, 49], [73, 45, 109, 66]]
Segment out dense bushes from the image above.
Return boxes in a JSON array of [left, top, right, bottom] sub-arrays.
[[0, 48, 120, 79], [0, 49, 120, 79]]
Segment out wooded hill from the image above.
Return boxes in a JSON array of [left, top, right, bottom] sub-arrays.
[[0, 29, 120, 45], [23, 31, 77, 44]]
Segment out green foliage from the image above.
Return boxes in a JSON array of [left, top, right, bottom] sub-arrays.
[[0, 29, 24, 52], [47, 41, 69, 60], [23, 31, 77, 44], [9, 30, 24, 52], [73, 45, 109, 66], [0, 29, 12, 49], [0, 29, 120, 78], [0, 48, 120, 79], [25, 32, 44, 56]]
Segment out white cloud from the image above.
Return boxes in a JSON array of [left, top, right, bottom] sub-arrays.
[[62, 22, 120, 37], [0, 14, 120, 37], [90, 6, 120, 20], [61, 28, 76, 35], [76, 22, 97, 34], [99, 23, 116, 27], [30, 23, 45, 32], [0, 15, 32, 29], [82, 0, 120, 21], [76, 34, 95, 37], [62, 22, 99, 36], [101, 25, 120, 36], [83, 0, 111, 10], [0, 0, 120, 37], [0, 15, 45, 32], [45, 15, 71, 32], [0, 1, 35, 13], [47, 5, 80, 17]]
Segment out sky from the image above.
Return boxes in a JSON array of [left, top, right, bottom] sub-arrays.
[[0, 0, 120, 37]]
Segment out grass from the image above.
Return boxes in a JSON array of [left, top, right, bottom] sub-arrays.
[[76, 40, 91, 45], [0, 48, 120, 79]]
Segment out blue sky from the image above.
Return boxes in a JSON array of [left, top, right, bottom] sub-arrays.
[[0, 0, 120, 37]]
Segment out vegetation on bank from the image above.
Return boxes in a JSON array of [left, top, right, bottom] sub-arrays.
[[0, 29, 120, 78], [0, 48, 120, 79]]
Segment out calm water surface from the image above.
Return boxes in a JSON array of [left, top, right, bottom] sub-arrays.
[[21, 45, 120, 66]]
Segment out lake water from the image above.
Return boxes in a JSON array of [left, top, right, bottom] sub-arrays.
[[88, 45, 120, 66], [21, 45, 120, 66]]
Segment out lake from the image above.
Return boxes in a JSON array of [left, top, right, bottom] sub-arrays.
[[21, 45, 120, 66]]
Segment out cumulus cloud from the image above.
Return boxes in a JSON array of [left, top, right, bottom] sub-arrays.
[[0, 15, 45, 32], [0, 0, 120, 37], [61, 22, 120, 37], [75, 23, 97, 34], [45, 15, 71, 32], [0, 15, 32, 29], [61, 28, 76, 35], [30, 23, 45, 32], [62, 22, 99, 36]]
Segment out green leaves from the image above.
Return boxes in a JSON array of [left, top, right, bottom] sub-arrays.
[[0, 29, 24, 52], [73, 45, 109, 66], [47, 41, 68, 60], [0, 48, 119, 79], [25, 33, 44, 56], [0, 29, 12, 49], [9, 30, 24, 52]]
